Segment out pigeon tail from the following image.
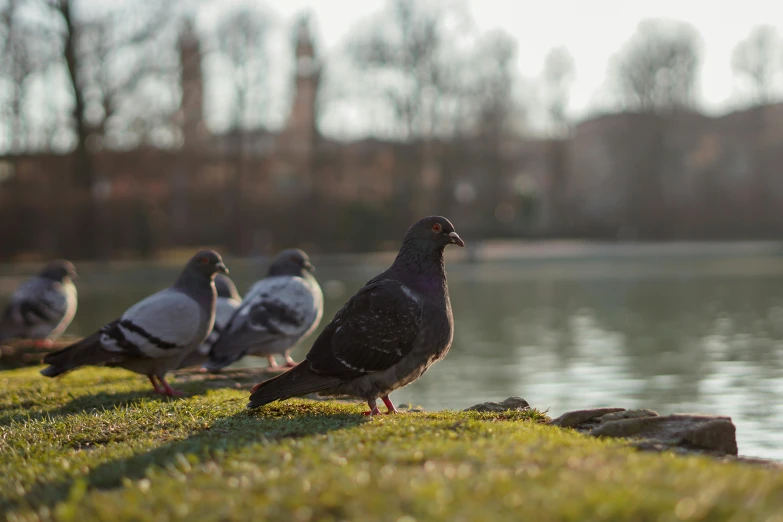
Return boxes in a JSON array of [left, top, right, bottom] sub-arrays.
[[247, 360, 339, 409], [40, 332, 118, 377]]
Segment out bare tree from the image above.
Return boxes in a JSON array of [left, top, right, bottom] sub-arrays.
[[346, 0, 481, 217], [606, 19, 703, 238], [610, 19, 702, 114], [347, 0, 477, 141], [213, 5, 274, 252], [541, 46, 575, 136], [0, 0, 59, 152], [470, 30, 521, 212], [0, 0, 181, 257], [214, 6, 273, 132], [539, 47, 575, 233], [732, 25, 782, 106], [470, 30, 520, 141]]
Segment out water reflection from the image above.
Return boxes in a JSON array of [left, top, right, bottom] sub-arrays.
[[2, 257, 783, 458]]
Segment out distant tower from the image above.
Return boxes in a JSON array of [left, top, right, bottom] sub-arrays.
[[276, 13, 320, 189], [178, 20, 205, 148]]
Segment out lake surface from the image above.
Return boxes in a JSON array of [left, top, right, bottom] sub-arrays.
[[3, 242, 783, 459]]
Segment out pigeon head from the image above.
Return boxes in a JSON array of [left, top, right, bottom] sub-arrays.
[[184, 250, 229, 280], [267, 249, 315, 277], [404, 216, 465, 250], [39, 260, 78, 282], [215, 273, 240, 300]]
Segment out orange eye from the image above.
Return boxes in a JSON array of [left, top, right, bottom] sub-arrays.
[[432, 223, 442, 233], [201, 257, 209, 265]]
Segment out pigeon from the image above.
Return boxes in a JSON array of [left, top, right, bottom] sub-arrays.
[[0, 260, 78, 347], [205, 249, 323, 372], [175, 273, 242, 370], [41, 250, 228, 396], [247, 216, 464, 414]]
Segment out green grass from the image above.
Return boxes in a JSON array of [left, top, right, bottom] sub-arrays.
[[1, 367, 782, 522]]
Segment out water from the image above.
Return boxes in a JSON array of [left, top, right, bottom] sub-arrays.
[[3, 244, 783, 459]]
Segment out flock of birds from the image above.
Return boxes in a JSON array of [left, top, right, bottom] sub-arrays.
[[0, 216, 464, 415]]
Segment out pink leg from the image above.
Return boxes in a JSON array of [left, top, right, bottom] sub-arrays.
[[148, 375, 164, 394], [381, 395, 398, 414], [33, 339, 53, 349], [157, 376, 184, 397], [284, 353, 297, 368], [267, 355, 280, 369], [363, 398, 381, 416]]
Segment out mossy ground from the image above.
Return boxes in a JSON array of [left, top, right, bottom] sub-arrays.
[[1, 367, 782, 522]]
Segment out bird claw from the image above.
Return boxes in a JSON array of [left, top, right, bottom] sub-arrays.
[[363, 408, 381, 416], [284, 354, 298, 368], [153, 377, 185, 397], [154, 387, 184, 397], [381, 395, 398, 414]]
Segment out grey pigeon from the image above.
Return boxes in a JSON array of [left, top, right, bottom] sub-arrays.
[[0, 260, 78, 347], [41, 250, 228, 396], [205, 249, 323, 372], [176, 273, 242, 370], [247, 216, 464, 414]]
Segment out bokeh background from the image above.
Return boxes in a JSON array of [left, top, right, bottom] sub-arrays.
[[2, 0, 783, 459], [1, 0, 782, 259]]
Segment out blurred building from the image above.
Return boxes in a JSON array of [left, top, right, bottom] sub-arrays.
[[565, 103, 783, 238], [2, 13, 783, 259]]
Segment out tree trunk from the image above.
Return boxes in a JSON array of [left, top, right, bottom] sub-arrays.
[[60, 0, 99, 258]]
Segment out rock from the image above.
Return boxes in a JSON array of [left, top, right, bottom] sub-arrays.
[[550, 408, 626, 428], [600, 409, 659, 422], [397, 403, 426, 413], [552, 407, 738, 456], [464, 397, 530, 413]]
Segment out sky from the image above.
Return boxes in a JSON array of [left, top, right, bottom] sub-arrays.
[[2, 0, 781, 151], [201, 0, 783, 126]]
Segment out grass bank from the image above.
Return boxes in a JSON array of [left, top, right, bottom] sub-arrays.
[[1, 367, 782, 521]]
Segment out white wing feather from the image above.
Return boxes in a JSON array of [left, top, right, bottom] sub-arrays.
[[100, 288, 203, 358], [212, 275, 322, 358]]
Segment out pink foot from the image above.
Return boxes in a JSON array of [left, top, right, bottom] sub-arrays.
[[284, 354, 297, 368], [266, 355, 281, 371], [33, 339, 53, 349], [158, 377, 185, 397], [363, 399, 381, 416], [148, 375, 164, 394], [381, 395, 398, 414]]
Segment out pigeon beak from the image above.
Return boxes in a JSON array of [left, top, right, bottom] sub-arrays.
[[448, 231, 465, 247], [216, 262, 229, 275], [304, 261, 315, 273]]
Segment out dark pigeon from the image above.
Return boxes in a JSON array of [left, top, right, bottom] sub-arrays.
[[247, 216, 464, 414], [176, 273, 242, 370], [41, 250, 228, 396], [0, 260, 78, 347], [205, 249, 323, 372]]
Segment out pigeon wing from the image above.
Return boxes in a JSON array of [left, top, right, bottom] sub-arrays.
[[99, 288, 203, 358], [0, 278, 68, 336], [209, 276, 317, 362], [306, 279, 422, 379]]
